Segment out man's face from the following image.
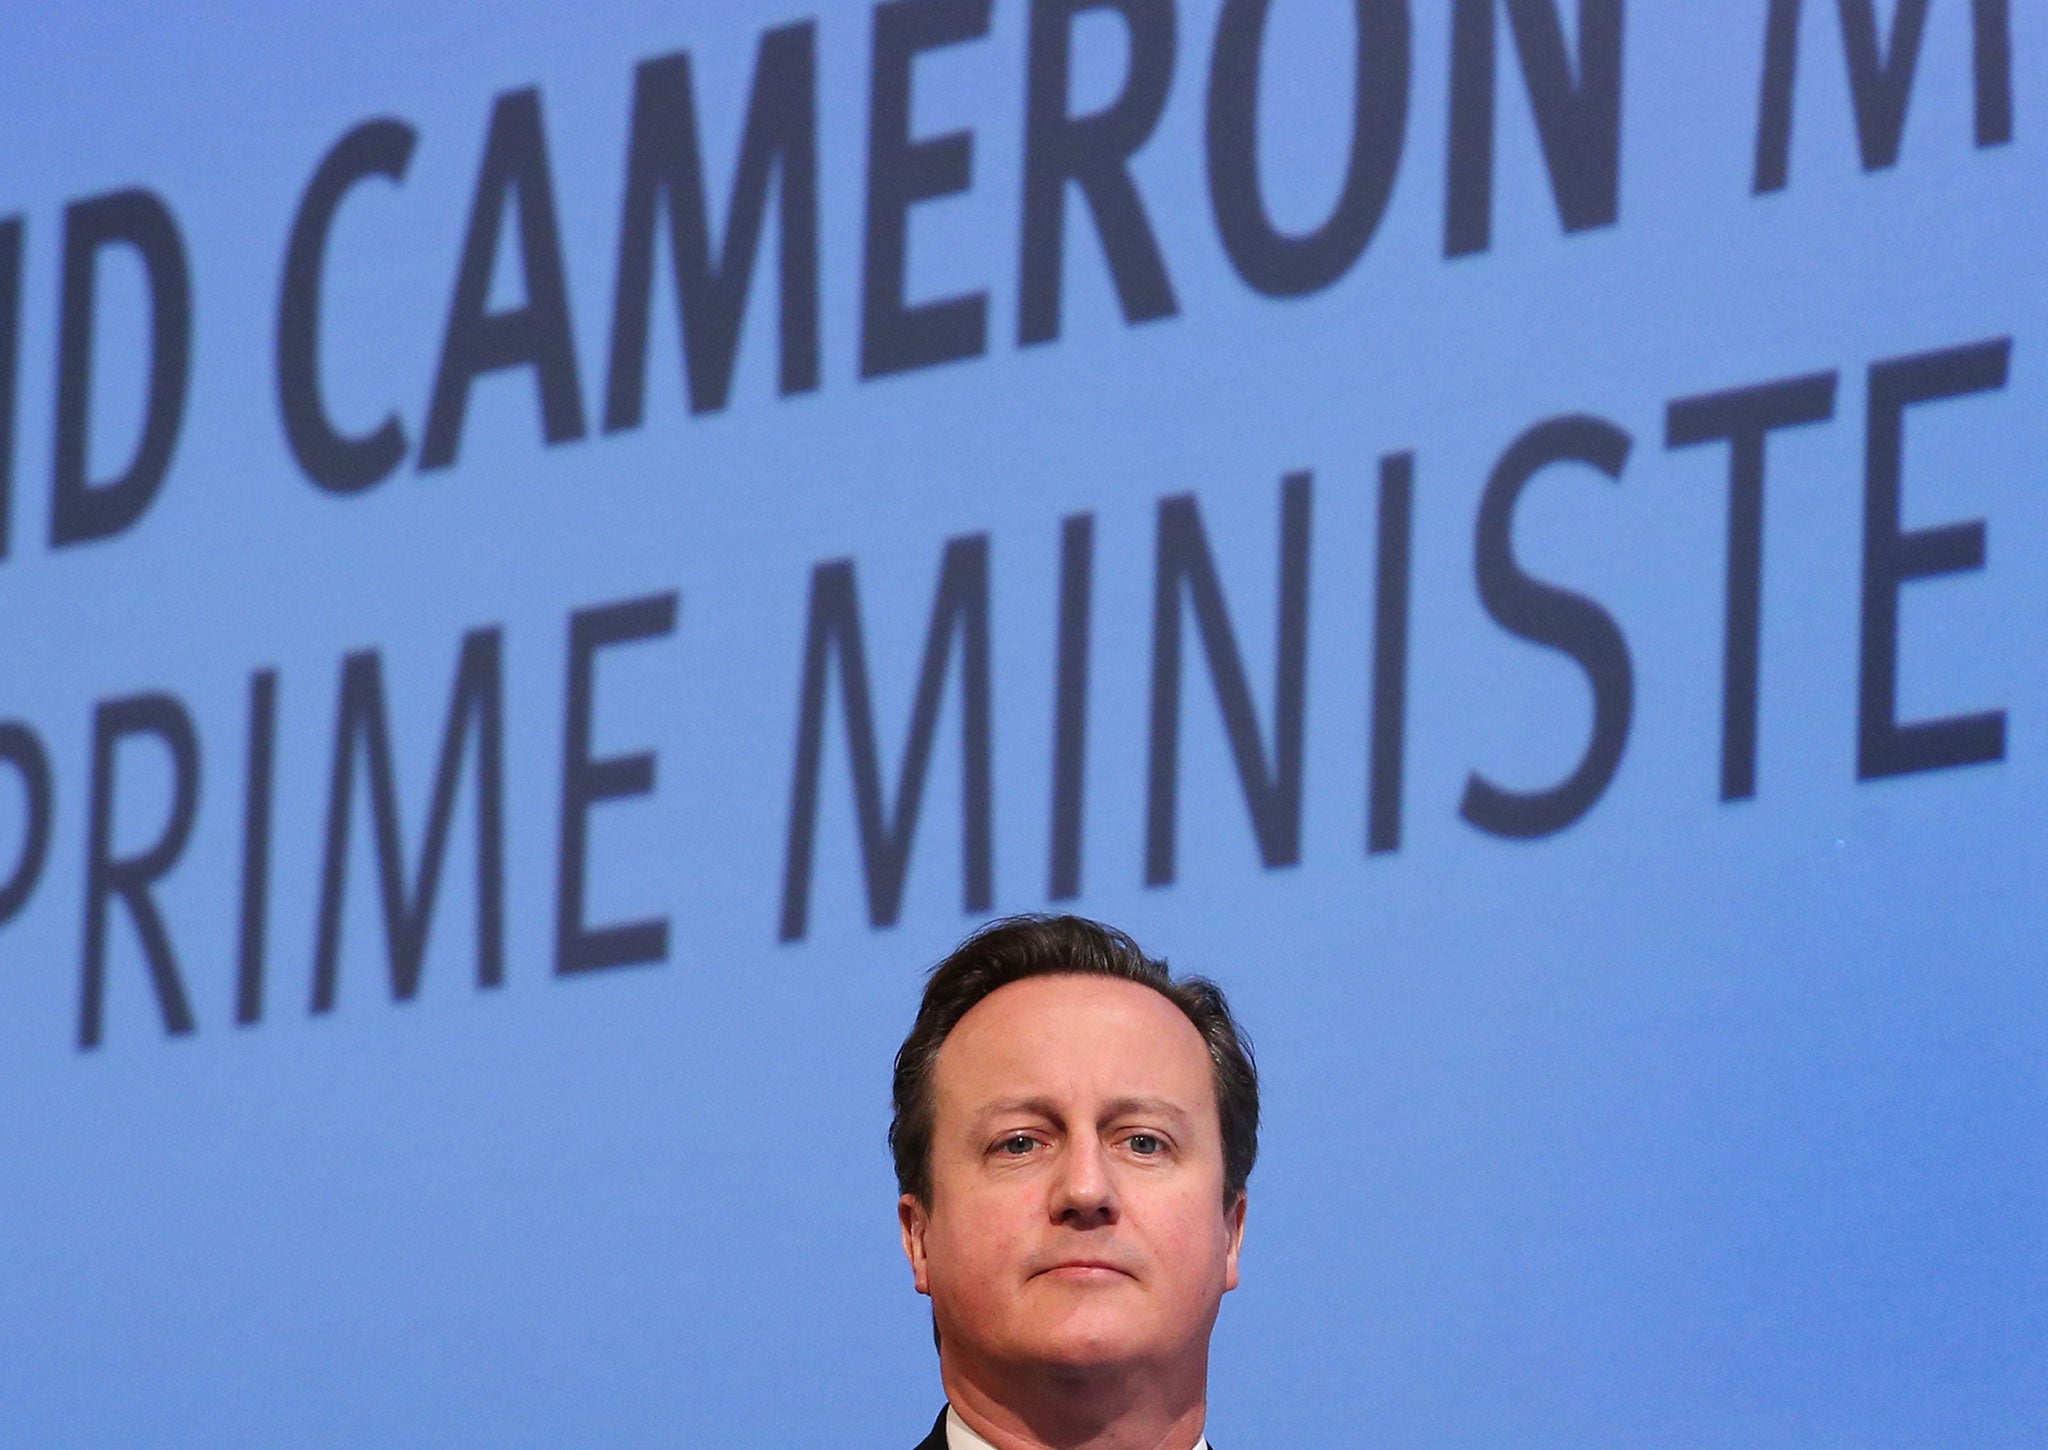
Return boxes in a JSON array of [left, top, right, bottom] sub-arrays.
[[899, 973, 1245, 1379]]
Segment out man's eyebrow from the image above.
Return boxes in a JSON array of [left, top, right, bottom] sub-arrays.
[[971, 1097, 1064, 1125], [968, 1095, 1195, 1128], [1100, 1096, 1194, 1129]]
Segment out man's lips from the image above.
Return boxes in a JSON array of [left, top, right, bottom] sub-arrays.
[[1034, 1258, 1135, 1281]]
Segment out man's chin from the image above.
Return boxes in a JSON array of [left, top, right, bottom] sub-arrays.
[[1011, 1313, 1156, 1375]]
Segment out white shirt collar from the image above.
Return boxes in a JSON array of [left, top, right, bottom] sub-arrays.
[[945, 1404, 1209, 1450]]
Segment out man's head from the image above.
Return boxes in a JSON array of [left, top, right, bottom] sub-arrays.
[[891, 915, 1258, 1386]]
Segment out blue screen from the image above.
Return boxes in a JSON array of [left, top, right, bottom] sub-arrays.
[[0, 3, 2042, 1445]]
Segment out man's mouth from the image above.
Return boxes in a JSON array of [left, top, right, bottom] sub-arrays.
[[1035, 1258, 1133, 1281]]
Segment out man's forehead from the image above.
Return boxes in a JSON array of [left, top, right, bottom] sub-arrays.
[[932, 974, 1215, 1114]]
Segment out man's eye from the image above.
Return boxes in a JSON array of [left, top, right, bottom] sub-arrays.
[[1127, 1133, 1163, 1155], [998, 1135, 1036, 1156]]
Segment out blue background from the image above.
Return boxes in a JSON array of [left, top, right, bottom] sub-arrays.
[[0, 2, 2042, 1445]]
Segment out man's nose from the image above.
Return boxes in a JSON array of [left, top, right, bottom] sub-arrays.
[[1050, 1138, 1119, 1227]]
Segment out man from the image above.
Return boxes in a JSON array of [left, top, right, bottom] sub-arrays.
[[891, 914, 1258, 1450]]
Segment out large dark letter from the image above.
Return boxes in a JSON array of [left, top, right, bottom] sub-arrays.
[[1207, 0, 1410, 296], [1972, 0, 2015, 147], [1751, 0, 1803, 193], [556, 593, 679, 975], [1444, 0, 1621, 257], [0, 720, 52, 926], [780, 535, 992, 940], [0, 217, 20, 559], [860, 0, 995, 378], [1146, 474, 1310, 885], [51, 190, 191, 547], [1662, 370, 1843, 802], [1048, 511, 1094, 899], [1665, 370, 1836, 801], [277, 118, 418, 494], [1838, 0, 1932, 170], [235, 669, 278, 1024], [1019, 0, 1178, 344], [1367, 452, 1413, 854], [80, 694, 200, 1049], [419, 89, 586, 470], [1753, 0, 2011, 193], [604, 25, 819, 428], [1857, 338, 2009, 781], [1460, 416, 1631, 838], [311, 630, 505, 1011]]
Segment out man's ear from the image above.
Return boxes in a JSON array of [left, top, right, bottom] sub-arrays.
[[1222, 1191, 1246, 1293], [899, 1193, 932, 1296]]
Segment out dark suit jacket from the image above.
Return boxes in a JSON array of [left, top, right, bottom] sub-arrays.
[[912, 1407, 1215, 1450]]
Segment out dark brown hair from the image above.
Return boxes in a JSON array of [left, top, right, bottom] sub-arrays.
[[890, 914, 1258, 1208]]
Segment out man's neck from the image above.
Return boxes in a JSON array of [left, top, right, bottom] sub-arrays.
[[945, 1406, 1208, 1450], [939, 1357, 1208, 1450]]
